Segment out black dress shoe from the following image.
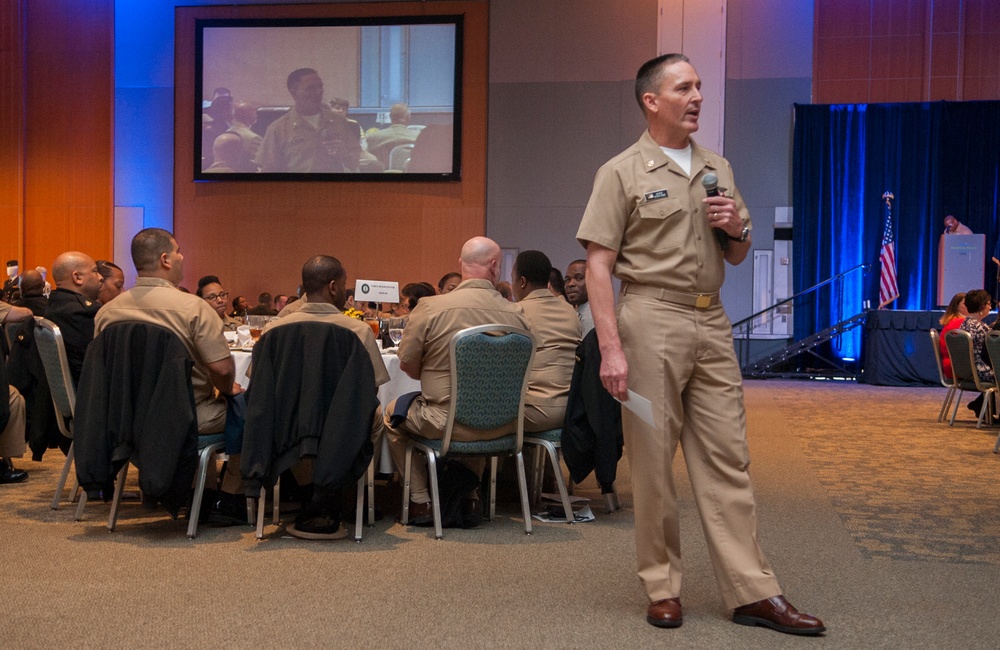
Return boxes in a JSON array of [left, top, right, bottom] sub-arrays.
[[646, 597, 682, 628], [732, 595, 825, 636], [403, 500, 433, 526], [208, 491, 251, 526], [0, 459, 28, 484]]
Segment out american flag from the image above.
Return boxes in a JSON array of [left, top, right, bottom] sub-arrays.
[[878, 192, 899, 308]]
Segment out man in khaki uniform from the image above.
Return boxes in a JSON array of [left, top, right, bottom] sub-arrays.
[[510, 250, 581, 432], [95, 228, 247, 524], [385, 237, 530, 519], [259, 254, 389, 539], [577, 54, 824, 636]]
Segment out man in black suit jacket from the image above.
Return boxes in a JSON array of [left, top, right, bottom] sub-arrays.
[[44, 252, 103, 384]]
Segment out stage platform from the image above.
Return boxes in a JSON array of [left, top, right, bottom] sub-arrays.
[[859, 309, 1000, 387]]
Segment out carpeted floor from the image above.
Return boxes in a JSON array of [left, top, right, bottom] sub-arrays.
[[2, 380, 999, 649]]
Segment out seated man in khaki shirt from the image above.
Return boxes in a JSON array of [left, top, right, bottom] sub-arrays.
[[259, 254, 389, 539], [510, 250, 581, 432], [94, 228, 247, 525], [384, 237, 530, 524]]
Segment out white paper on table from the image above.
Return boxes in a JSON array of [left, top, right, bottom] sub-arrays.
[[615, 390, 655, 427]]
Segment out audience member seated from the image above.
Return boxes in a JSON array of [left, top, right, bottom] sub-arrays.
[[406, 282, 436, 311], [204, 133, 247, 173], [274, 294, 289, 312], [564, 259, 594, 336], [511, 250, 582, 432], [496, 281, 514, 302], [247, 292, 278, 316], [196, 276, 242, 331], [226, 101, 262, 171], [96, 260, 125, 304], [330, 98, 383, 172], [437, 272, 461, 295], [959, 289, 995, 416], [407, 124, 453, 173], [251, 255, 390, 540], [366, 103, 418, 168], [95, 228, 248, 525], [2, 260, 20, 303], [548, 268, 567, 299], [45, 252, 103, 384], [939, 291, 967, 380], [14, 269, 48, 316], [0, 301, 30, 483], [229, 295, 249, 319], [384, 236, 530, 525]]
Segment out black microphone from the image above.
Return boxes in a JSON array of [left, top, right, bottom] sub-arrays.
[[702, 173, 730, 251]]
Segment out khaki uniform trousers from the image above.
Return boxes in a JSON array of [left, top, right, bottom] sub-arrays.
[[0, 386, 26, 458], [617, 292, 781, 609]]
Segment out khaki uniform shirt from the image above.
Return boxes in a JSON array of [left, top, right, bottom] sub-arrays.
[[577, 132, 751, 294], [518, 288, 581, 407], [94, 277, 231, 433], [221, 313, 243, 331], [277, 294, 307, 318], [256, 105, 361, 173], [262, 302, 389, 387], [398, 278, 530, 409]]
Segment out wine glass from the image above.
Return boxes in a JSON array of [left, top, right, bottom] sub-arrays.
[[388, 317, 406, 348]]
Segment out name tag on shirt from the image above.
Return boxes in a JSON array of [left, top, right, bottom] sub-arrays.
[[643, 189, 669, 202]]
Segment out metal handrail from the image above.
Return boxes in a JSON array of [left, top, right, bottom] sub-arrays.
[[732, 263, 870, 369]]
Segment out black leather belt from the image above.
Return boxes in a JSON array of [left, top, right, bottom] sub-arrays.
[[621, 282, 720, 309]]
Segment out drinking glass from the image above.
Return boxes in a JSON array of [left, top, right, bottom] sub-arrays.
[[247, 315, 266, 340], [388, 318, 406, 347]]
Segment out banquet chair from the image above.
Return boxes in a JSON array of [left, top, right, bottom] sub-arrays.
[[523, 429, 575, 523], [388, 143, 414, 171], [984, 332, 1000, 453], [241, 321, 379, 541], [74, 321, 225, 538], [32, 317, 80, 510], [943, 329, 997, 428], [928, 329, 958, 422], [401, 324, 536, 539]]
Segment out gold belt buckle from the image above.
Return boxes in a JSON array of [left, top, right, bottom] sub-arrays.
[[695, 294, 712, 309]]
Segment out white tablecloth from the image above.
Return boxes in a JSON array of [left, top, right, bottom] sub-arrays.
[[230, 349, 419, 473]]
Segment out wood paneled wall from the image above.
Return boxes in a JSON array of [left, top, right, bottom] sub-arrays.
[[0, 0, 113, 272], [814, 0, 1000, 103], [174, 1, 488, 300]]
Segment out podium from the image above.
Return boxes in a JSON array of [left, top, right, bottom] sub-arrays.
[[937, 234, 985, 306]]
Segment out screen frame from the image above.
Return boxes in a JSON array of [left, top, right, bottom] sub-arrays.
[[193, 14, 464, 183]]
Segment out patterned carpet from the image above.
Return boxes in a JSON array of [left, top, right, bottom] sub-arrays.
[[755, 381, 1000, 565]]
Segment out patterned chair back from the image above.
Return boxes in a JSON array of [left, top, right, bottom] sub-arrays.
[[442, 324, 535, 455]]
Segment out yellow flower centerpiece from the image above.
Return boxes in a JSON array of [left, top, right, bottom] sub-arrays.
[[343, 307, 365, 320]]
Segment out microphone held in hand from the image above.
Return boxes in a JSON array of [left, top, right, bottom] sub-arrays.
[[702, 173, 729, 251]]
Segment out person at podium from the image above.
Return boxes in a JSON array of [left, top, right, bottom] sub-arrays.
[[943, 215, 973, 235]]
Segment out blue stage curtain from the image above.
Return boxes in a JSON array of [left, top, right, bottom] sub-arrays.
[[792, 101, 1000, 362]]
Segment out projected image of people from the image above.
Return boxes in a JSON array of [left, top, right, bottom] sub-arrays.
[[196, 20, 459, 179]]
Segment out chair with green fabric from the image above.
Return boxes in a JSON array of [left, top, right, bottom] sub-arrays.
[[401, 324, 536, 539]]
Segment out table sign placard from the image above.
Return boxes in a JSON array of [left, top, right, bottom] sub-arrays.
[[355, 280, 399, 303]]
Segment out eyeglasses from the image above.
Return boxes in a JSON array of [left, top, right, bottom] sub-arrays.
[[204, 291, 229, 302]]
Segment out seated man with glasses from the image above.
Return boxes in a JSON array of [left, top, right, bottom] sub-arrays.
[[196, 276, 242, 331]]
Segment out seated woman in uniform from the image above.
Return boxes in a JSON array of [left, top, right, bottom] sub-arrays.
[[197, 275, 243, 331]]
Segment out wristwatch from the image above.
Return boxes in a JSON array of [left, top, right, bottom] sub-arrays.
[[728, 226, 750, 243]]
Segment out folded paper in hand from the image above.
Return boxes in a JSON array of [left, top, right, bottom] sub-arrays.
[[614, 390, 655, 427]]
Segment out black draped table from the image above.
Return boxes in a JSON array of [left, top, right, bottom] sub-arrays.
[[860, 309, 944, 387]]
